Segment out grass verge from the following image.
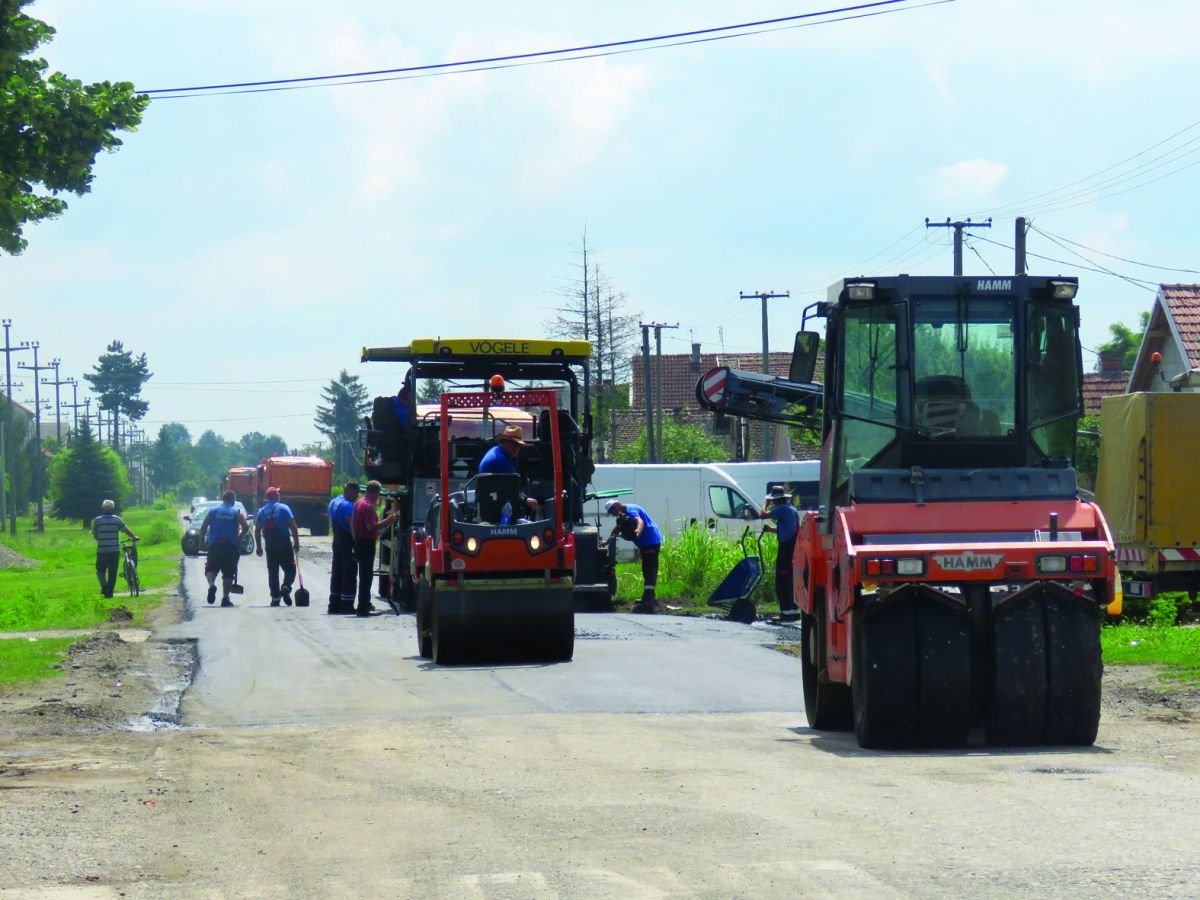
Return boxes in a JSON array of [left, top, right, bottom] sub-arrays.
[[1102, 623, 1200, 685], [0, 636, 76, 685], [615, 525, 780, 614], [0, 506, 180, 633]]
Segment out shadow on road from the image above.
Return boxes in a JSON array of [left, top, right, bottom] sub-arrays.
[[783, 727, 1117, 759]]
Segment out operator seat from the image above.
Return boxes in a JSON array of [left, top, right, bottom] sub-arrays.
[[474, 474, 522, 523]]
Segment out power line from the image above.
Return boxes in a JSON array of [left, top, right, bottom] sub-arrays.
[[144, 0, 956, 99], [1027, 226, 1158, 294], [1028, 226, 1200, 275], [140, 412, 315, 425], [966, 240, 995, 275], [973, 234, 1158, 291]]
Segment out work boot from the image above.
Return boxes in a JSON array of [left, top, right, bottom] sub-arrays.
[[270, 597, 281, 607], [281, 586, 293, 607], [220, 598, 234, 608], [328, 594, 340, 615], [206, 585, 217, 605], [632, 598, 659, 615], [355, 605, 371, 618], [779, 609, 801, 623]]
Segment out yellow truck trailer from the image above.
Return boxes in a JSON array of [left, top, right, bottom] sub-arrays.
[[1096, 391, 1200, 601]]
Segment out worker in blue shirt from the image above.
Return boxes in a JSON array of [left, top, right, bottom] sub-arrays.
[[327, 482, 360, 614], [255, 487, 301, 606], [605, 499, 664, 614], [198, 490, 249, 607], [478, 424, 526, 475], [760, 485, 801, 621]]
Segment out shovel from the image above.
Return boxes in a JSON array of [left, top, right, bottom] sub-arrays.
[[294, 557, 310, 607]]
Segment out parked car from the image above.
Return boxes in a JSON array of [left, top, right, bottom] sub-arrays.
[[181, 501, 254, 556], [189, 495, 207, 513]]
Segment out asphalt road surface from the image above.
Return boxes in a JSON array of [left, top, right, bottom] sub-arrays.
[[2, 544, 1197, 897]]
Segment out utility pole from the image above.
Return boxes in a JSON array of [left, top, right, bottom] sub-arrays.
[[654, 323, 677, 462], [741, 290, 789, 460], [1015, 216, 1028, 275], [639, 324, 655, 462], [925, 217, 992, 275], [17, 341, 49, 532], [42, 357, 68, 444], [61, 379, 84, 442], [1, 320, 31, 533]]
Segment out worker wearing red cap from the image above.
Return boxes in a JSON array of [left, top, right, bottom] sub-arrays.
[[255, 486, 300, 606]]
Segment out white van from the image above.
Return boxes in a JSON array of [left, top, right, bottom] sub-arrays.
[[586, 463, 759, 538], [713, 460, 821, 510]]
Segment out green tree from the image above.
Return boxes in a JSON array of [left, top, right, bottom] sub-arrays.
[[1076, 413, 1102, 491], [1097, 311, 1150, 371], [315, 370, 369, 475], [192, 429, 236, 494], [614, 420, 730, 464], [416, 378, 444, 404], [0, 392, 33, 508], [82, 340, 152, 449], [238, 431, 287, 463], [48, 420, 131, 525], [0, 2, 148, 254], [147, 422, 195, 493]]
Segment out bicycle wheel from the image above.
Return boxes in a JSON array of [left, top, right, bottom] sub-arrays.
[[124, 555, 140, 597]]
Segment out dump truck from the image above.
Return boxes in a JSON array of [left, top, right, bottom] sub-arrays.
[[410, 386, 576, 663], [222, 455, 334, 535], [360, 338, 616, 619], [698, 275, 1118, 749], [1096, 391, 1200, 602]]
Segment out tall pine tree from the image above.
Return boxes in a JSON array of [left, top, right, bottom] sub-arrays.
[[315, 370, 369, 476], [48, 421, 131, 525]]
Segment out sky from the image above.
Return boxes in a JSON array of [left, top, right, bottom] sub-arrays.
[[3, 0, 1199, 448]]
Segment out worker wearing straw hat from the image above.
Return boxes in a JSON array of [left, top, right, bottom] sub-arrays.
[[760, 485, 800, 621]]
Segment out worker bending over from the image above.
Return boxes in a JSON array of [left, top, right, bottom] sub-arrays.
[[605, 499, 664, 614]]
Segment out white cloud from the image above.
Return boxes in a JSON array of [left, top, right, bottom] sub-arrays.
[[930, 158, 1009, 206]]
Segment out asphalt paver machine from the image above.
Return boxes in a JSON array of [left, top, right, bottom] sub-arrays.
[[698, 275, 1118, 748]]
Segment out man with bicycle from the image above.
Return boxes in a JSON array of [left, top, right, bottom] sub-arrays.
[[92, 499, 139, 599]]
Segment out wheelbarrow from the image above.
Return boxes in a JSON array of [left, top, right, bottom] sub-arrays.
[[708, 527, 763, 624]]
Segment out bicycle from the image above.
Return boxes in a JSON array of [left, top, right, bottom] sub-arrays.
[[120, 536, 141, 597]]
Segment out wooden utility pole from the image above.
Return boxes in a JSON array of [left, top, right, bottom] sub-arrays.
[[925, 217, 992, 275], [1, 319, 30, 533], [1015, 216, 1028, 275], [741, 290, 789, 460], [17, 341, 49, 531]]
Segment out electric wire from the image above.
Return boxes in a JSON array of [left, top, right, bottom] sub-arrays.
[[974, 234, 1158, 292], [966, 239, 995, 275], [144, 0, 956, 99], [1029, 226, 1200, 275], [977, 116, 1200, 218], [1027, 227, 1159, 294]]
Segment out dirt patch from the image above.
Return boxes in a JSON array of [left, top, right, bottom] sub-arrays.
[[106, 605, 134, 623], [0, 593, 189, 739], [0, 542, 38, 570], [1102, 664, 1199, 725]]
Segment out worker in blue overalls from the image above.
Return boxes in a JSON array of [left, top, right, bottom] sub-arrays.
[[605, 499, 664, 614], [759, 485, 801, 622]]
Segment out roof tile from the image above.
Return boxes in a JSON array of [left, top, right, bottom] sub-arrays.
[[1163, 284, 1200, 370]]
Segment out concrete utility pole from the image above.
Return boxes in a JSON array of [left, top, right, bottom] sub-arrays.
[[741, 290, 790, 460], [1015, 216, 1028, 275], [61, 379, 84, 442], [42, 357, 68, 444], [925, 217, 992, 275], [1, 319, 31, 533], [653, 324, 677, 462], [17, 341, 50, 532], [639, 324, 655, 462]]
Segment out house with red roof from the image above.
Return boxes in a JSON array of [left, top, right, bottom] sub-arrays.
[[1127, 284, 1200, 392]]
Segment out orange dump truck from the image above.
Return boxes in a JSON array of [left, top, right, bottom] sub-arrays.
[[223, 455, 334, 535]]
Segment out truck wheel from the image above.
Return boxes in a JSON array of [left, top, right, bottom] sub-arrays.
[[1044, 594, 1102, 746], [537, 611, 575, 662], [985, 592, 1048, 746], [431, 600, 465, 665], [801, 602, 852, 731], [914, 600, 971, 748], [416, 578, 432, 659], [309, 518, 329, 537], [853, 599, 919, 749]]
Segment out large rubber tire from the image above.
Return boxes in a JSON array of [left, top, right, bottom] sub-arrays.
[[415, 578, 433, 659], [801, 605, 852, 731], [1044, 595, 1102, 746], [430, 599, 463, 665], [534, 611, 575, 662], [914, 600, 971, 748], [985, 594, 1049, 746], [853, 600, 919, 749], [309, 518, 329, 537]]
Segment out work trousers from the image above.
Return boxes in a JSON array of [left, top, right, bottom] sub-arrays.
[[640, 544, 661, 603], [96, 551, 119, 597], [354, 537, 377, 611], [265, 540, 296, 598], [776, 536, 799, 614], [330, 530, 357, 604]]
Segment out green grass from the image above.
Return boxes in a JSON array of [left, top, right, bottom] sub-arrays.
[[1102, 623, 1200, 684], [0, 636, 75, 684], [0, 507, 181, 633], [615, 526, 780, 613]]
